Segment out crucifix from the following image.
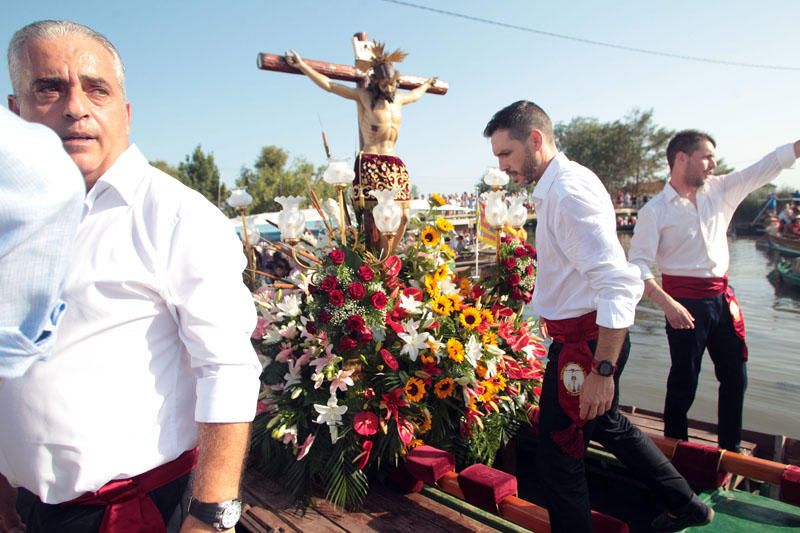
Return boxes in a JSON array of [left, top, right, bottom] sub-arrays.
[[258, 32, 448, 251]]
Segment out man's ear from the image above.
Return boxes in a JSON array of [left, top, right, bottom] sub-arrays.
[[528, 129, 543, 150], [7, 95, 20, 115]]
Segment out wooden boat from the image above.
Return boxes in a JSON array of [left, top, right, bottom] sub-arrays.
[[769, 259, 800, 289], [767, 233, 800, 257]]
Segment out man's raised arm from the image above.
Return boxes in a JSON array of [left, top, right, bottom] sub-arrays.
[[284, 50, 361, 101]]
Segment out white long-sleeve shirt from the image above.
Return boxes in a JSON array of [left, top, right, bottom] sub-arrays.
[[532, 152, 643, 329], [0, 107, 84, 378], [629, 144, 797, 280], [0, 145, 262, 503]]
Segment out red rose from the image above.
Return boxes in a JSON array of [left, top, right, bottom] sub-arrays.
[[514, 246, 527, 257], [319, 310, 332, 324], [329, 290, 345, 307], [346, 314, 366, 332], [504, 257, 517, 270], [328, 249, 345, 265], [358, 265, 375, 281], [510, 287, 524, 300], [526, 264, 533, 276], [526, 243, 536, 256], [380, 348, 399, 370], [358, 328, 373, 343], [320, 275, 338, 292], [508, 273, 521, 287], [337, 337, 357, 351], [306, 321, 318, 335], [370, 291, 387, 310], [348, 281, 366, 300]]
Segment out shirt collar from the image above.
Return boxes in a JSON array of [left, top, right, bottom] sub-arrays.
[[532, 152, 566, 201], [86, 144, 147, 207]]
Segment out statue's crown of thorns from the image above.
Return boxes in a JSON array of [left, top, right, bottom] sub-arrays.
[[370, 42, 407, 79]]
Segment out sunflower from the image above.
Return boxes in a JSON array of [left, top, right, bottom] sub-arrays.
[[408, 438, 424, 449], [418, 415, 432, 434], [434, 264, 450, 281], [441, 244, 456, 258], [476, 362, 487, 379], [446, 338, 464, 362], [434, 377, 455, 399], [481, 309, 494, 325], [435, 217, 454, 233], [432, 295, 452, 316], [420, 226, 440, 247], [458, 277, 472, 294], [404, 377, 426, 402], [494, 375, 507, 391], [431, 193, 446, 206], [420, 353, 436, 365], [446, 294, 463, 312], [459, 307, 482, 330], [482, 331, 498, 347], [424, 274, 439, 297]]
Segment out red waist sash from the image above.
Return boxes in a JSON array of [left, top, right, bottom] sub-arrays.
[[541, 312, 598, 459], [67, 448, 198, 533], [661, 274, 747, 361]]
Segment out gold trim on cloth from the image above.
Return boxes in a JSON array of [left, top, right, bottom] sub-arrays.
[[354, 152, 411, 207]]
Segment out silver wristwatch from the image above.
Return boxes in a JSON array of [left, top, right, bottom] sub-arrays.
[[188, 497, 242, 531]]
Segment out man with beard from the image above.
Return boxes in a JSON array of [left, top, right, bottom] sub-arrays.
[[629, 131, 799, 452], [284, 45, 436, 247], [484, 101, 711, 532]]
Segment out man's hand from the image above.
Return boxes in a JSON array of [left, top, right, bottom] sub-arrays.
[[284, 49, 301, 67], [662, 297, 695, 329], [426, 76, 438, 87], [579, 372, 614, 421], [0, 474, 24, 533]]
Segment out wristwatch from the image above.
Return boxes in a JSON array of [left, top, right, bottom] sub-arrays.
[[591, 359, 617, 377], [188, 497, 242, 531]]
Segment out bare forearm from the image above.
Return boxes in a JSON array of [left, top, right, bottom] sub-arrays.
[[594, 326, 627, 364], [191, 422, 250, 502], [643, 278, 670, 309]]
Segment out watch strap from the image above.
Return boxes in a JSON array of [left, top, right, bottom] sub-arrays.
[[188, 497, 241, 530]]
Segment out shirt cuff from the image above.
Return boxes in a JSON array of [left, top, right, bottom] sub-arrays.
[[596, 297, 637, 329], [777, 143, 797, 168], [195, 365, 262, 423], [631, 261, 655, 281]]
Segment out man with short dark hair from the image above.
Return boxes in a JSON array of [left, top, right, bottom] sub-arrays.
[[0, 20, 261, 532], [484, 100, 711, 532], [629, 131, 799, 452]]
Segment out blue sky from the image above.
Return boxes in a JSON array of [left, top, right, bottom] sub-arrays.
[[3, 0, 798, 194]]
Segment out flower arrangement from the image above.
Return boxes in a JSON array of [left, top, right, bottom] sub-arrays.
[[250, 196, 545, 510]]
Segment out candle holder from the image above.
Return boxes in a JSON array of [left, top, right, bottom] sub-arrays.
[[322, 159, 355, 245], [227, 188, 257, 289]]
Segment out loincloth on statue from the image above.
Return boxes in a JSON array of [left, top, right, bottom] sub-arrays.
[[353, 153, 410, 209]]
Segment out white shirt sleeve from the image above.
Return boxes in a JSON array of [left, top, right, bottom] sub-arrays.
[[164, 198, 262, 423], [555, 189, 644, 329], [721, 143, 797, 208], [628, 204, 659, 282], [0, 108, 84, 378]]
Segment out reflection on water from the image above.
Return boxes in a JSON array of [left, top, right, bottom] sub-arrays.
[[526, 234, 800, 439]]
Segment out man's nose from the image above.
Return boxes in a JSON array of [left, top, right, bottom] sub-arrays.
[[64, 88, 89, 120]]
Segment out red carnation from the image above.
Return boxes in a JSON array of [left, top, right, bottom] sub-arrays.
[[346, 314, 366, 332], [370, 291, 387, 310], [358, 328, 373, 343], [380, 348, 399, 370], [513, 246, 527, 257], [328, 249, 345, 265], [504, 257, 517, 270], [320, 275, 338, 292], [329, 290, 345, 307], [358, 265, 375, 281], [337, 337, 357, 351], [348, 281, 366, 300], [526, 264, 533, 276], [508, 273, 521, 287]]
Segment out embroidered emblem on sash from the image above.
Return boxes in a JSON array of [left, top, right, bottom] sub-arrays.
[[560, 362, 585, 396]]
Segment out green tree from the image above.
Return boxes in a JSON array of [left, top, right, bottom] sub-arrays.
[[178, 145, 227, 206], [236, 146, 336, 213], [150, 160, 183, 180]]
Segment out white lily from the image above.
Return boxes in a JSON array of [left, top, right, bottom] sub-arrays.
[[329, 369, 355, 394], [277, 294, 302, 318], [279, 322, 298, 340], [398, 319, 430, 361], [399, 293, 423, 315], [283, 359, 303, 388], [313, 395, 348, 443], [262, 327, 282, 345], [464, 335, 482, 368]]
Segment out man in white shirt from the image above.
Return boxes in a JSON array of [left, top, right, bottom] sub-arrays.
[[485, 101, 711, 533], [629, 131, 799, 452], [0, 20, 261, 533]]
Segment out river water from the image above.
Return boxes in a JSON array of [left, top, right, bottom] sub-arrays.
[[526, 235, 800, 439]]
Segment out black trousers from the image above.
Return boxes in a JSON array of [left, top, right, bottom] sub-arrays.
[[663, 293, 747, 451], [15, 472, 191, 533], [536, 334, 696, 533]]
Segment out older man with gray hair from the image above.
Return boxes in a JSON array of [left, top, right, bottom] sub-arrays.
[[0, 20, 261, 533]]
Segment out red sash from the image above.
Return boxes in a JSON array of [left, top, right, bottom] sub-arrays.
[[541, 312, 598, 458], [661, 274, 748, 361], [67, 448, 198, 533]]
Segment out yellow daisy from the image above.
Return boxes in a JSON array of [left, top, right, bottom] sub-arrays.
[[431, 193, 446, 206], [434, 377, 455, 399], [435, 217, 454, 233], [459, 307, 482, 330], [421, 226, 440, 247], [447, 338, 464, 363], [404, 377, 426, 402]]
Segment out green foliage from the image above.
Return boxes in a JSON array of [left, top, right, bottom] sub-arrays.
[[150, 145, 228, 207], [236, 145, 337, 213], [555, 109, 674, 192]]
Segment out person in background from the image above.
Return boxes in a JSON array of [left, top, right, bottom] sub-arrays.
[[0, 20, 261, 532], [629, 130, 799, 452]]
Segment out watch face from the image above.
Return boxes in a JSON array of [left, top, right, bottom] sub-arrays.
[[219, 501, 242, 529], [596, 360, 614, 376]]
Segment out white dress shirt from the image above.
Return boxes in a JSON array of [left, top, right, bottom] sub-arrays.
[[532, 152, 643, 329], [0, 145, 262, 503], [629, 144, 797, 280], [0, 107, 84, 378]]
